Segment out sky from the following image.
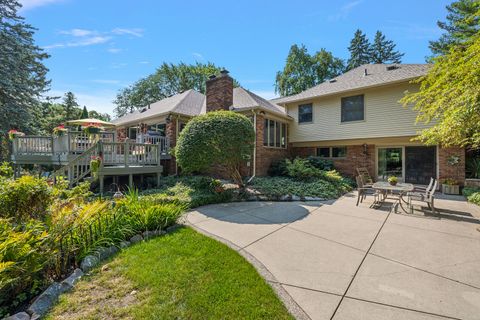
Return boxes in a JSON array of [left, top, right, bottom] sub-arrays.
[[19, 0, 452, 116]]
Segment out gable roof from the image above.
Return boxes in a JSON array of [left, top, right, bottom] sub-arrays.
[[231, 87, 288, 117], [273, 64, 430, 105], [112, 89, 205, 126]]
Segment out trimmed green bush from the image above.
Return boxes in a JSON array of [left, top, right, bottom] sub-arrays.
[[306, 156, 334, 170], [0, 176, 52, 222], [175, 111, 255, 186], [463, 187, 480, 206]]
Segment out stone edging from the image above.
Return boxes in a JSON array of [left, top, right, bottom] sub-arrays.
[[186, 221, 310, 320], [5, 225, 181, 320]]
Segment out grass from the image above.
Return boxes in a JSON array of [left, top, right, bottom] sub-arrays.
[[46, 227, 292, 320]]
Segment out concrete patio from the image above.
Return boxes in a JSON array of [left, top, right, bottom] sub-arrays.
[[186, 193, 480, 320]]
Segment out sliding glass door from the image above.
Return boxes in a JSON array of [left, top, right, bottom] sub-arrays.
[[377, 147, 403, 181]]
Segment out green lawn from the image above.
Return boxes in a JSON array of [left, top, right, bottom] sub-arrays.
[[46, 227, 292, 320]]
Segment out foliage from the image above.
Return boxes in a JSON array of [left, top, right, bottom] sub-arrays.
[[275, 44, 344, 96], [370, 30, 404, 64], [401, 32, 480, 148], [0, 162, 13, 178], [462, 187, 480, 206], [0, 176, 52, 222], [46, 228, 293, 320], [347, 29, 371, 70], [140, 175, 233, 209], [429, 0, 480, 55], [62, 92, 79, 121], [441, 178, 459, 185], [250, 176, 352, 199], [175, 111, 255, 186], [113, 62, 239, 117], [52, 124, 67, 136], [466, 157, 480, 178], [0, 0, 50, 137], [388, 176, 398, 184], [285, 158, 322, 181], [305, 156, 334, 170], [268, 159, 289, 176], [0, 219, 52, 315]]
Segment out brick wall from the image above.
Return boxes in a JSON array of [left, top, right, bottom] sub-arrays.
[[116, 128, 127, 141], [438, 146, 465, 185], [291, 144, 375, 178], [255, 114, 289, 176], [206, 70, 233, 112]]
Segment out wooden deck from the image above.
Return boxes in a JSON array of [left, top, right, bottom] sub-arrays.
[[11, 132, 170, 193]]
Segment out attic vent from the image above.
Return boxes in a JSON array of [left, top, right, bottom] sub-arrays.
[[386, 65, 399, 71], [329, 79, 337, 83], [364, 68, 368, 76], [140, 108, 147, 113]]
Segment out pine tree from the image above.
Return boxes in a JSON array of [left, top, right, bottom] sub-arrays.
[[347, 29, 371, 70], [80, 106, 88, 119], [62, 92, 79, 121], [370, 31, 404, 64], [429, 0, 480, 56]]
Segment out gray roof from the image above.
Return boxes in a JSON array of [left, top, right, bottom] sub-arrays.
[[112, 89, 205, 126], [113, 86, 290, 126], [231, 87, 288, 117], [273, 64, 430, 104]]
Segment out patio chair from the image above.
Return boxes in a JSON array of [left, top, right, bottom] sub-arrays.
[[356, 167, 374, 186], [355, 175, 379, 206], [412, 177, 434, 193], [407, 179, 438, 215]]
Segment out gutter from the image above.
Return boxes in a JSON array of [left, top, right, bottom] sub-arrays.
[[247, 110, 257, 183]]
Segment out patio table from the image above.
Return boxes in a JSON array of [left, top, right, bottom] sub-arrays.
[[372, 181, 414, 213]]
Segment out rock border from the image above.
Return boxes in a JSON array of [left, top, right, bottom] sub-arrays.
[[5, 225, 180, 320]]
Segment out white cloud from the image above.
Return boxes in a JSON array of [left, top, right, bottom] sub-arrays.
[[328, 0, 363, 21], [59, 28, 96, 37], [107, 48, 122, 54], [19, 0, 63, 10], [192, 52, 204, 61], [139, 61, 150, 64], [44, 36, 111, 49], [110, 62, 128, 69], [111, 28, 144, 37], [92, 79, 121, 85]]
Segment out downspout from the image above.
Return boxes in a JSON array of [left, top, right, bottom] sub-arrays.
[[247, 110, 256, 183]]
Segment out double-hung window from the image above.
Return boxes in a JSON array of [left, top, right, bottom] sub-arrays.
[[298, 104, 313, 123], [316, 146, 347, 158], [341, 95, 364, 122]]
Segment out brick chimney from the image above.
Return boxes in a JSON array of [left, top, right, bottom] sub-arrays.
[[206, 69, 233, 112]]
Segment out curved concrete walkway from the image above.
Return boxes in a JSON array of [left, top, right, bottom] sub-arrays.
[[185, 193, 480, 320]]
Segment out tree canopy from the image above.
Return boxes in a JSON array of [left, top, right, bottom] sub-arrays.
[[347, 29, 371, 70], [113, 62, 239, 118], [175, 111, 255, 186], [0, 0, 49, 135], [275, 45, 344, 96], [370, 31, 404, 64], [429, 0, 480, 56], [401, 32, 480, 148]]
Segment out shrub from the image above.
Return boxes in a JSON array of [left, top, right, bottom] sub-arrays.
[[0, 219, 52, 316], [306, 156, 334, 170], [0, 162, 13, 178], [268, 159, 288, 176], [285, 158, 321, 181], [0, 176, 52, 222], [463, 187, 480, 206], [175, 111, 255, 186]]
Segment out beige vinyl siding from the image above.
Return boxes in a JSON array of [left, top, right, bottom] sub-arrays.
[[285, 82, 431, 143]]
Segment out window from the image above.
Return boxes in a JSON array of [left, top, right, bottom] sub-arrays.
[[317, 146, 347, 158], [341, 95, 364, 122], [332, 147, 347, 158], [179, 121, 186, 133], [263, 119, 287, 149], [317, 147, 330, 158], [128, 127, 137, 140], [147, 123, 166, 136], [298, 104, 313, 123]]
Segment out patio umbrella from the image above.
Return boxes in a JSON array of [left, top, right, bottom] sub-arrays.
[[66, 118, 116, 128]]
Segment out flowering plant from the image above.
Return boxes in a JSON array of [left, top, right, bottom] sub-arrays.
[[83, 123, 103, 135], [387, 176, 398, 186], [90, 155, 102, 179], [8, 129, 25, 140], [447, 155, 460, 166], [53, 124, 68, 136]]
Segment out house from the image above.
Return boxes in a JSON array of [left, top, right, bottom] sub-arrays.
[[112, 70, 291, 176], [107, 64, 467, 185], [274, 64, 465, 185]]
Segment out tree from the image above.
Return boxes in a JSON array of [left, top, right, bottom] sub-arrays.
[[275, 45, 344, 96], [0, 0, 49, 134], [401, 33, 480, 148], [429, 0, 480, 56], [62, 92, 79, 121], [175, 111, 255, 186], [88, 110, 111, 122], [80, 106, 88, 119], [113, 62, 238, 118], [370, 31, 404, 64], [347, 29, 371, 70]]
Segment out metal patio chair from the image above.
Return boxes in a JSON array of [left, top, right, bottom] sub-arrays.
[[407, 179, 438, 215]]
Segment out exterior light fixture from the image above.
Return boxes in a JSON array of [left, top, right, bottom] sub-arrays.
[[363, 143, 368, 155]]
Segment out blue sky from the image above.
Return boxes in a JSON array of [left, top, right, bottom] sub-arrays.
[[20, 0, 451, 116]]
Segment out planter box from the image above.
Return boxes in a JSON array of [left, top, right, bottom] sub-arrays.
[[465, 179, 480, 188], [442, 184, 460, 195]]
